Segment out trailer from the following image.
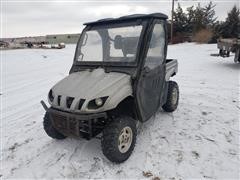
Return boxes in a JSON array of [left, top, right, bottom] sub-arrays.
[[217, 38, 240, 63]]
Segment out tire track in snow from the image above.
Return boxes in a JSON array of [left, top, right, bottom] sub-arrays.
[[2, 44, 239, 179], [2, 102, 43, 128], [2, 77, 57, 114], [4, 78, 51, 95]]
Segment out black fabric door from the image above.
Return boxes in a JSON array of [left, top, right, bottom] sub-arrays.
[[136, 21, 166, 122]]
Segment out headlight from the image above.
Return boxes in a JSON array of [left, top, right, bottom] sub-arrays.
[[88, 96, 108, 109], [48, 89, 54, 102], [95, 98, 103, 106]]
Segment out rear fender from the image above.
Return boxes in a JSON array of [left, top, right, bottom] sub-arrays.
[[165, 68, 176, 81]]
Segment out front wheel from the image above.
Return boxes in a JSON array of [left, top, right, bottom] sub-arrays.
[[43, 112, 66, 140], [101, 116, 137, 163], [162, 81, 179, 112]]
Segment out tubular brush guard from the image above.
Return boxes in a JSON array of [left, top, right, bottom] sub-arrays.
[[47, 108, 107, 140]]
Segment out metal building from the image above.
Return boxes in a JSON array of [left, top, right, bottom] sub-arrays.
[[46, 34, 80, 44]]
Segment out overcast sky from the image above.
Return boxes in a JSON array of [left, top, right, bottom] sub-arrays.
[[1, 0, 239, 38]]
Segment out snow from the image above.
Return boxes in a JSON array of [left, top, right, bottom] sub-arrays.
[[1, 43, 240, 179]]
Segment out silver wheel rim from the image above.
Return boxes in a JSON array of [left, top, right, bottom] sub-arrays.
[[118, 126, 133, 153], [171, 87, 178, 105]]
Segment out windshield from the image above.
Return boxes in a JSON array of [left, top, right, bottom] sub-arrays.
[[75, 24, 143, 63]]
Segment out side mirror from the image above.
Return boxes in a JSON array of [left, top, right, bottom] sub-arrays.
[[114, 35, 123, 49]]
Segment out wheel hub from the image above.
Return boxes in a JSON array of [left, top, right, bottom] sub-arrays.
[[171, 87, 178, 105], [118, 126, 133, 153]]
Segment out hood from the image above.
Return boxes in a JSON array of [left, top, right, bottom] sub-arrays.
[[49, 68, 131, 112], [52, 68, 130, 99]]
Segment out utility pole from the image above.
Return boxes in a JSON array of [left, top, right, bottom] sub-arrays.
[[171, 0, 175, 44]]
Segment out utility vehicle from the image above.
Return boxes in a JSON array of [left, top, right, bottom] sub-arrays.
[[41, 13, 179, 163]]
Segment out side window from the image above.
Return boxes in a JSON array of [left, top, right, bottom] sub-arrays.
[[144, 23, 165, 69]]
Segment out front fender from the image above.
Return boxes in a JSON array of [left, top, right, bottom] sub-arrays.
[[104, 85, 133, 111], [80, 76, 133, 113]]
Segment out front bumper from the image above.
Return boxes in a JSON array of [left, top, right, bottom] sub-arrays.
[[47, 107, 107, 140]]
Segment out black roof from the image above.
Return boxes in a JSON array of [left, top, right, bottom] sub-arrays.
[[84, 13, 168, 25]]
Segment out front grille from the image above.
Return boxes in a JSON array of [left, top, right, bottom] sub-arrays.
[[78, 99, 86, 110], [57, 95, 61, 106], [66, 97, 74, 108]]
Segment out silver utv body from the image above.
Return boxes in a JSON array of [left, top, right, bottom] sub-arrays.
[[41, 13, 178, 140], [48, 61, 177, 113]]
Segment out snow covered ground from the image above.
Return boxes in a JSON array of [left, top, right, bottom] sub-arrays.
[[1, 43, 239, 179]]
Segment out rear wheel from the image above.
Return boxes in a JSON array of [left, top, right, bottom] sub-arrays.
[[101, 116, 136, 163], [43, 112, 66, 140], [162, 81, 179, 112]]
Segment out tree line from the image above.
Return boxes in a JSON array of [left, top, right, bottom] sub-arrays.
[[169, 2, 240, 43]]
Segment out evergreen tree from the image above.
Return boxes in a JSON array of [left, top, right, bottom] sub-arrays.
[[213, 20, 225, 40], [173, 3, 188, 34], [202, 1, 217, 27], [192, 3, 205, 33], [170, 1, 240, 42], [191, 2, 217, 33], [221, 5, 240, 38], [186, 6, 195, 33]]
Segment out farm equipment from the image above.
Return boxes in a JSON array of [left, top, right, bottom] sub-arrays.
[[217, 38, 240, 63]]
